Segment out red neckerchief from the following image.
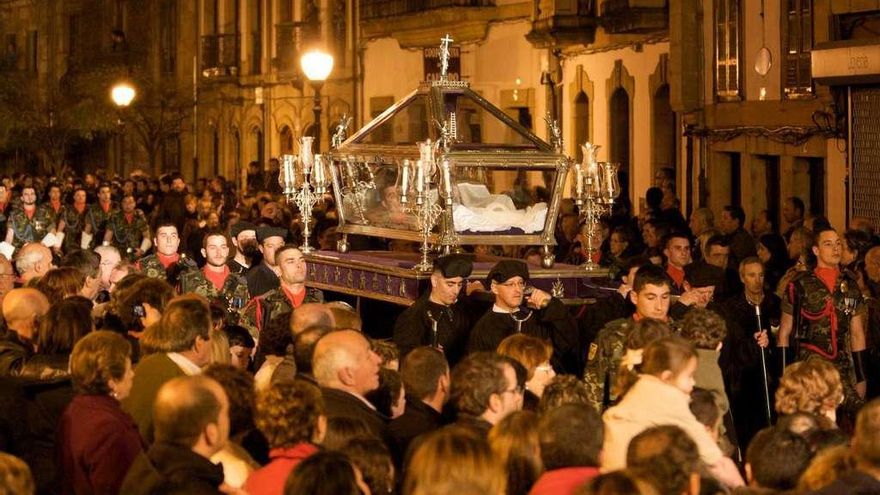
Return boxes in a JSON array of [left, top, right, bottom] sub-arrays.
[[73, 201, 86, 214], [815, 267, 839, 293], [24, 205, 35, 220], [157, 253, 180, 268], [281, 284, 306, 308], [791, 267, 841, 360], [99, 201, 111, 214], [203, 265, 229, 291], [50, 199, 61, 213], [124, 212, 134, 224], [666, 265, 686, 290]]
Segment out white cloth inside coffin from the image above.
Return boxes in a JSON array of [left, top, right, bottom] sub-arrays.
[[453, 183, 547, 233]]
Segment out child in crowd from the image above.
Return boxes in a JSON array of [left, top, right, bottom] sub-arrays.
[[601, 336, 744, 488]]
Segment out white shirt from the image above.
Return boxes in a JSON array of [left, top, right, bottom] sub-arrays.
[[167, 352, 202, 376]]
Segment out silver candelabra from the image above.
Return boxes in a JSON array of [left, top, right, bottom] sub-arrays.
[[399, 139, 455, 271], [571, 142, 621, 271], [280, 136, 331, 253]]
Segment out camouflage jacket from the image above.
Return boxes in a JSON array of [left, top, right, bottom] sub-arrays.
[[782, 269, 864, 361], [136, 253, 198, 283], [44, 201, 64, 226], [240, 286, 325, 338], [106, 210, 150, 259], [58, 205, 89, 252], [179, 268, 250, 318], [582, 316, 679, 412], [86, 203, 117, 248], [7, 205, 54, 248]]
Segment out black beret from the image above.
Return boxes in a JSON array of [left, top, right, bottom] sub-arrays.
[[256, 226, 288, 243], [685, 262, 725, 288], [230, 221, 257, 238], [487, 260, 530, 285], [433, 254, 473, 278]]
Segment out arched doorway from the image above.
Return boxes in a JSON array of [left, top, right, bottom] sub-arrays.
[[652, 84, 676, 184], [250, 127, 264, 166], [280, 125, 294, 154], [610, 88, 630, 202], [573, 91, 589, 163]]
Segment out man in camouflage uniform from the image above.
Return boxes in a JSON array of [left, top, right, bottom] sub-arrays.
[[583, 263, 694, 412], [179, 230, 249, 320], [5, 186, 56, 249], [779, 227, 868, 417], [85, 184, 116, 249], [56, 187, 90, 254], [104, 195, 151, 260], [136, 223, 196, 285], [44, 183, 64, 227], [241, 244, 323, 338]]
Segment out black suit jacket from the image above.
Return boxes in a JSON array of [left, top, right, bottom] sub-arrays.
[[320, 387, 390, 441], [246, 262, 280, 298], [389, 397, 442, 457]]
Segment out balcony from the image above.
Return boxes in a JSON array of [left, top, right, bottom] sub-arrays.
[[600, 0, 667, 34], [361, 0, 495, 20], [200, 34, 239, 79], [525, 0, 598, 49]]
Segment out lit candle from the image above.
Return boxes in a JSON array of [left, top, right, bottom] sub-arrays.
[[575, 165, 584, 198], [312, 154, 325, 189], [415, 159, 425, 194], [441, 158, 453, 204], [401, 159, 410, 194]]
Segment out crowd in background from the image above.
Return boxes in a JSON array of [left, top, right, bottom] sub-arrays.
[[0, 163, 877, 495]]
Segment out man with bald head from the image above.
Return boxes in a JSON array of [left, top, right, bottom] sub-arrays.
[[0, 288, 49, 375], [313, 329, 387, 439], [120, 375, 230, 494], [291, 302, 333, 335], [14, 243, 53, 285]]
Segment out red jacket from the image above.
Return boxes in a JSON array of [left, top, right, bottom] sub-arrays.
[[244, 442, 319, 495], [529, 467, 601, 495], [58, 394, 145, 495]]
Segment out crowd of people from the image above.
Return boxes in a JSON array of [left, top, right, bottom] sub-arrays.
[[0, 166, 877, 495]]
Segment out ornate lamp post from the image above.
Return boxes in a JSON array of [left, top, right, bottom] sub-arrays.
[[571, 143, 621, 271], [300, 49, 334, 152]]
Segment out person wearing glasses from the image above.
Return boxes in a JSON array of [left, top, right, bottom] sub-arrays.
[[467, 260, 578, 374], [450, 352, 523, 438]]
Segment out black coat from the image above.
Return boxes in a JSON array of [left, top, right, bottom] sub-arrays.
[[468, 299, 579, 374], [0, 330, 32, 376], [320, 387, 389, 441], [389, 397, 442, 458], [119, 442, 225, 495], [393, 295, 476, 367], [246, 262, 280, 298]]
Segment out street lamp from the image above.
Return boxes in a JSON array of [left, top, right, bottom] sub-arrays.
[[110, 82, 136, 175], [300, 49, 334, 152], [110, 82, 136, 107]]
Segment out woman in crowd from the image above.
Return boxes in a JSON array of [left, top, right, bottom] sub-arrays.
[[497, 334, 555, 410], [20, 296, 93, 380], [488, 411, 543, 495], [775, 359, 844, 427], [757, 233, 791, 294], [34, 267, 83, 302], [404, 426, 506, 495], [58, 331, 143, 495], [245, 380, 325, 495], [283, 451, 370, 495]]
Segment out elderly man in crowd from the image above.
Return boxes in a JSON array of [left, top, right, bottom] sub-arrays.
[[14, 243, 54, 286], [0, 288, 50, 375]]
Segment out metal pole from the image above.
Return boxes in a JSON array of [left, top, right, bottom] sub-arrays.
[[754, 303, 773, 426], [313, 81, 323, 153]]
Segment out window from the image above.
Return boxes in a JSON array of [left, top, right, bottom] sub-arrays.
[[714, 0, 741, 100], [160, 0, 177, 74], [573, 91, 589, 163], [783, 0, 812, 97]]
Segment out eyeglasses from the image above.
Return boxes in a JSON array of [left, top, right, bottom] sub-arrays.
[[535, 364, 554, 374], [500, 385, 524, 396]]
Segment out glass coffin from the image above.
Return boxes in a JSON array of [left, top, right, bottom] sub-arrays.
[[327, 82, 570, 258]]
